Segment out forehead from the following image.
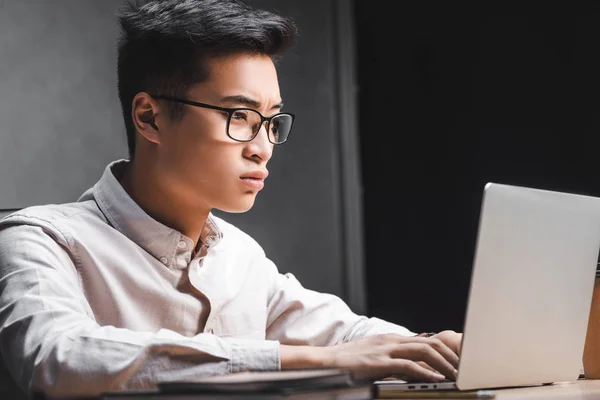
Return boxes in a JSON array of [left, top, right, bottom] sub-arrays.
[[197, 53, 281, 103]]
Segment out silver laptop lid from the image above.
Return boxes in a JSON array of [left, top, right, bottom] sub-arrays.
[[457, 183, 600, 390]]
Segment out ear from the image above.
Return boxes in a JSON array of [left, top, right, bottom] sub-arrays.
[[131, 93, 162, 145]]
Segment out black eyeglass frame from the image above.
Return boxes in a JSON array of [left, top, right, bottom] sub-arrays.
[[151, 95, 295, 145]]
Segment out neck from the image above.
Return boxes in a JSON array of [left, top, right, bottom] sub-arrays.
[[120, 157, 209, 248]]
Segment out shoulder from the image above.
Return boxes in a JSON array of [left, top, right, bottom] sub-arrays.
[[0, 206, 86, 280], [0, 199, 102, 245]]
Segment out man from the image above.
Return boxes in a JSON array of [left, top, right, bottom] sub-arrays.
[[0, 0, 462, 398]]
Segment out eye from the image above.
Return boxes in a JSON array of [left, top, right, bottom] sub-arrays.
[[271, 120, 279, 134], [231, 110, 249, 121]]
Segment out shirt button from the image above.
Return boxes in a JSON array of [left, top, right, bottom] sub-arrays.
[[160, 257, 168, 265], [177, 240, 187, 249], [176, 258, 187, 269]]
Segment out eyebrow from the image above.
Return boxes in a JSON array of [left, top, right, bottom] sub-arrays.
[[220, 95, 284, 110]]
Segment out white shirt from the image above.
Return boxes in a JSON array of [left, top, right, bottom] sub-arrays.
[[0, 160, 415, 398]]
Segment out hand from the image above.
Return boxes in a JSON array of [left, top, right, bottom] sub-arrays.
[[432, 330, 463, 355], [320, 333, 459, 382]]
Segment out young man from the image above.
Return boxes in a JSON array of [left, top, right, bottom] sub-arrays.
[[0, 0, 462, 398]]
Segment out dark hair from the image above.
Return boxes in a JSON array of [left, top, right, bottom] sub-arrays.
[[116, 0, 298, 158]]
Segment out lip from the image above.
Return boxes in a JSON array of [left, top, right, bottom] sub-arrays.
[[240, 170, 268, 191], [240, 170, 269, 180]]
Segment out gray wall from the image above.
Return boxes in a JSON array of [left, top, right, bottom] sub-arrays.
[[0, 0, 365, 311], [0, 0, 128, 208]]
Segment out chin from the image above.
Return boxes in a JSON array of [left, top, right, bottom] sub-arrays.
[[219, 199, 256, 213]]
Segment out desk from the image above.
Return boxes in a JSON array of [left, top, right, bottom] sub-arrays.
[[384, 379, 600, 399], [492, 379, 600, 399]]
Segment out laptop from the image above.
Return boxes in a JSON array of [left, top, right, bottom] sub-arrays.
[[375, 182, 600, 395]]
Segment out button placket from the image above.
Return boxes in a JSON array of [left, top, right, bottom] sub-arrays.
[[175, 257, 188, 269]]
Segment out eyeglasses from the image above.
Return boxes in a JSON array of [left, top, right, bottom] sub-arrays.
[[152, 95, 295, 145]]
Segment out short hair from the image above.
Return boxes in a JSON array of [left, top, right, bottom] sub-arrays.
[[116, 0, 298, 158]]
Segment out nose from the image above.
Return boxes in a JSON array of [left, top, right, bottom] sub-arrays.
[[245, 122, 273, 162]]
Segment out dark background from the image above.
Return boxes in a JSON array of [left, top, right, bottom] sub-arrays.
[[355, 1, 600, 333]]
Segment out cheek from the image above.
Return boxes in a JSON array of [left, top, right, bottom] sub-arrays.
[[178, 136, 242, 189], [197, 145, 236, 176], [159, 118, 244, 193], [163, 119, 219, 165]]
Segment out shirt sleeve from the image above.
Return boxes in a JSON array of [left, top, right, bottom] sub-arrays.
[[264, 258, 417, 346], [0, 224, 279, 399]]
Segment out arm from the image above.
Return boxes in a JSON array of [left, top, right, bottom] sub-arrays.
[[0, 225, 279, 398], [265, 264, 416, 346], [264, 260, 460, 381]]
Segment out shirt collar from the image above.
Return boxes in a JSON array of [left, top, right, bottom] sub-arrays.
[[89, 159, 222, 268]]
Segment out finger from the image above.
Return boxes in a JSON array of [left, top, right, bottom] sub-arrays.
[[452, 333, 464, 353], [398, 336, 460, 369], [389, 361, 438, 381], [388, 359, 447, 382], [416, 360, 437, 373], [434, 331, 463, 355], [427, 337, 460, 368], [391, 343, 457, 380]]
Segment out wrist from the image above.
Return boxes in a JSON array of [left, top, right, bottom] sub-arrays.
[[280, 344, 332, 370]]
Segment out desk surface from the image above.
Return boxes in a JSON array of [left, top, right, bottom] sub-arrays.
[[384, 379, 600, 399], [493, 379, 600, 399]]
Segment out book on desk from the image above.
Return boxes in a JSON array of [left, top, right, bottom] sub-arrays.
[[100, 368, 373, 399]]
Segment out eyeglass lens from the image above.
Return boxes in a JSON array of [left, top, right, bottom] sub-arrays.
[[228, 110, 293, 144]]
